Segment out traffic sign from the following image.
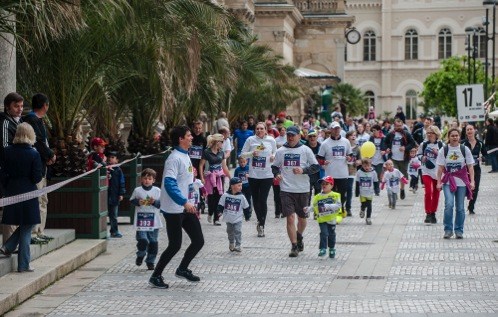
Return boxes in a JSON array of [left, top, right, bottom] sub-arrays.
[[456, 84, 485, 122]]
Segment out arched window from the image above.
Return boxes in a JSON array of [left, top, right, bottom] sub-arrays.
[[476, 27, 486, 58], [363, 30, 376, 61], [365, 91, 375, 109], [405, 90, 418, 120], [405, 29, 418, 60], [438, 28, 452, 59]]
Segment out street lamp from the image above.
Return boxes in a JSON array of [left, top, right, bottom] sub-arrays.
[[465, 27, 478, 84], [483, 0, 497, 98]]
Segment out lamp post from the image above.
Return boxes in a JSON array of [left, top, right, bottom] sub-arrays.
[[484, 0, 497, 98], [465, 27, 478, 84]]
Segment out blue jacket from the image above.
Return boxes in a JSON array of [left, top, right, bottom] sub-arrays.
[[108, 166, 126, 206], [0, 144, 43, 225]]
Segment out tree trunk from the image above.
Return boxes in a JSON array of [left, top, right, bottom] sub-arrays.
[[0, 32, 16, 111]]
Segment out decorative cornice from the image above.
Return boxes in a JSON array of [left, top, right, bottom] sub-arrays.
[[301, 14, 355, 27], [346, 1, 382, 9], [273, 30, 296, 43], [255, 4, 303, 24], [228, 8, 256, 23]]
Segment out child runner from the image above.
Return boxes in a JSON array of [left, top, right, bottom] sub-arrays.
[[234, 156, 252, 221], [382, 160, 408, 209], [408, 147, 421, 193], [217, 177, 250, 252], [355, 158, 379, 225], [305, 176, 343, 258], [107, 151, 126, 238], [130, 168, 162, 270]]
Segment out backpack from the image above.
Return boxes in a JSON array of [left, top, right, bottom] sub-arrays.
[[443, 144, 467, 165], [422, 140, 444, 155]]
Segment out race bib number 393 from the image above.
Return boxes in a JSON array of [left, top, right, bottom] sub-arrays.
[[136, 211, 155, 231]]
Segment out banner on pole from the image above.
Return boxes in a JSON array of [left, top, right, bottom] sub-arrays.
[[456, 84, 486, 122]]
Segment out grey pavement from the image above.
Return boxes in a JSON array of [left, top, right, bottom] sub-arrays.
[[5, 166, 498, 316]]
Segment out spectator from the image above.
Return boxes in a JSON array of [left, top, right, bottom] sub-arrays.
[[0, 123, 43, 272], [484, 118, 498, 173], [233, 120, 254, 157], [394, 106, 406, 123]]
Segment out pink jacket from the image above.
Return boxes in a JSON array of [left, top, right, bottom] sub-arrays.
[[204, 169, 225, 195], [442, 167, 473, 200]]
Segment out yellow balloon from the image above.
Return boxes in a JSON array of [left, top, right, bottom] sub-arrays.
[[360, 141, 376, 158]]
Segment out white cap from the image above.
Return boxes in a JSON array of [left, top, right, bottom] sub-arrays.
[[330, 122, 341, 129]]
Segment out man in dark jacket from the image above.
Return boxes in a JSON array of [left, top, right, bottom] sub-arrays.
[[22, 93, 56, 243], [382, 118, 417, 199], [107, 151, 126, 237], [485, 118, 498, 173], [0, 92, 24, 244]]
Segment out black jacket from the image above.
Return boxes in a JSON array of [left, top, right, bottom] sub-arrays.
[[22, 112, 54, 175], [108, 166, 126, 206], [382, 129, 417, 162], [0, 112, 22, 166]]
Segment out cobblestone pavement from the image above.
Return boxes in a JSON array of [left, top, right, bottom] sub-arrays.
[[8, 167, 498, 316]]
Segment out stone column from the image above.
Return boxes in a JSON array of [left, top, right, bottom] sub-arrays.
[[0, 34, 16, 112]]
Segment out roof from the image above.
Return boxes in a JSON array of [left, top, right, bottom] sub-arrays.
[[294, 68, 341, 81]]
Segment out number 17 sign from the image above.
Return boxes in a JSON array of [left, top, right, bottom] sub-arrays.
[[456, 84, 485, 122]]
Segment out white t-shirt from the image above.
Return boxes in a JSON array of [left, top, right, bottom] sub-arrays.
[[408, 157, 421, 177], [417, 142, 443, 179], [219, 192, 249, 224], [391, 132, 405, 161], [383, 169, 403, 194], [131, 186, 163, 231], [318, 137, 352, 179], [160, 149, 194, 214], [222, 138, 233, 154], [275, 135, 286, 148], [357, 132, 370, 146], [272, 144, 318, 193], [191, 179, 204, 205], [356, 169, 378, 198], [436, 145, 474, 187], [240, 135, 277, 179]]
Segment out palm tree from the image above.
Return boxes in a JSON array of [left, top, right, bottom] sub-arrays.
[[332, 82, 367, 118]]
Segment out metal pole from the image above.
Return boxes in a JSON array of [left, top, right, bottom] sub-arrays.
[[467, 34, 471, 84], [473, 32, 478, 83], [492, 3, 496, 93], [485, 8, 489, 99]]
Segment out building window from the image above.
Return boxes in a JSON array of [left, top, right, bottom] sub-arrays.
[[438, 28, 452, 59], [365, 91, 375, 109], [405, 90, 418, 120], [363, 30, 376, 61], [476, 27, 486, 58], [405, 29, 418, 60]]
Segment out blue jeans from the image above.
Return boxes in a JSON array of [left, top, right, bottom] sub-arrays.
[[488, 151, 498, 171], [136, 229, 159, 264], [345, 178, 354, 212], [443, 185, 466, 234], [108, 204, 119, 234], [4, 224, 34, 271], [318, 222, 336, 249]]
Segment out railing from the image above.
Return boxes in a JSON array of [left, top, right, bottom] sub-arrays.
[[293, 0, 342, 14]]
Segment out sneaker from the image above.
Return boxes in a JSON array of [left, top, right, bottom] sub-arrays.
[[31, 237, 48, 245], [175, 268, 200, 282], [329, 248, 336, 259], [207, 215, 212, 223], [213, 221, 221, 226], [359, 208, 365, 219], [256, 223, 262, 236], [275, 214, 280, 218], [455, 232, 464, 239], [38, 234, 54, 241], [297, 239, 304, 252], [424, 214, 431, 224], [18, 267, 35, 273], [233, 246, 242, 252], [430, 214, 437, 224], [346, 211, 352, 217], [229, 243, 235, 252], [0, 247, 11, 257], [245, 217, 251, 222], [110, 232, 123, 238], [149, 275, 169, 289], [413, 188, 417, 194], [400, 189, 405, 200], [258, 226, 265, 237], [366, 218, 372, 225], [318, 248, 326, 257], [469, 210, 475, 215], [146, 263, 155, 270], [289, 246, 299, 257], [136, 256, 144, 266], [443, 231, 453, 239], [388, 204, 393, 209]]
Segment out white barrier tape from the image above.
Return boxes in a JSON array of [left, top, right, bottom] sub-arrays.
[[139, 148, 171, 159], [0, 166, 101, 208]]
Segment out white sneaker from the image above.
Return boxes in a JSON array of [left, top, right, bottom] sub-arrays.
[[207, 215, 212, 223], [366, 218, 372, 225]]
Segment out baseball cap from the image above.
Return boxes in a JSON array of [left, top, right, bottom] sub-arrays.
[[91, 137, 107, 147], [319, 176, 335, 186], [286, 126, 300, 136], [330, 122, 341, 129], [229, 177, 242, 185], [308, 129, 317, 136]]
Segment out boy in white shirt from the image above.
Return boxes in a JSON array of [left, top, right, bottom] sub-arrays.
[[382, 160, 408, 209], [130, 168, 162, 270]]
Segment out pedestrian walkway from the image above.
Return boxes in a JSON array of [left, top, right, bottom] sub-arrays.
[[6, 167, 498, 316]]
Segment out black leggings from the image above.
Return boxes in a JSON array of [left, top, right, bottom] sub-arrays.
[[153, 212, 204, 277], [468, 165, 481, 212], [332, 178, 348, 212], [207, 191, 222, 221], [248, 178, 273, 227]]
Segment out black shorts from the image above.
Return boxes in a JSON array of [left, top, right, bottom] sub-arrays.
[[280, 191, 309, 218]]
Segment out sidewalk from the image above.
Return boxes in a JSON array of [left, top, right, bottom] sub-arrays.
[[6, 166, 498, 316]]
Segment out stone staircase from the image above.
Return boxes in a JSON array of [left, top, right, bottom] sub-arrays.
[[0, 229, 106, 315]]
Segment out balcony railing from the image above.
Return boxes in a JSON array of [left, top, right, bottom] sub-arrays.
[[293, 0, 345, 14]]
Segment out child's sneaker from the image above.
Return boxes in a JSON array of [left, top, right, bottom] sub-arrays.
[[207, 215, 212, 223], [146, 263, 155, 270], [318, 248, 326, 257], [359, 206, 365, 218], [229, 243, 235, 251], [233, 246, 242, 252], [366, 218, 372, 225], [136, 256, 144, 266], [329, 248, 336, 258]]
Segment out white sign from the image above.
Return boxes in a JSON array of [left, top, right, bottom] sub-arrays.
[[456, 84, 486, 122]]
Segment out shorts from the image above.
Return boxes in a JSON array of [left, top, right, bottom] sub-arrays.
[[392, 160, 408, 178], [280, 191, 309, 218]]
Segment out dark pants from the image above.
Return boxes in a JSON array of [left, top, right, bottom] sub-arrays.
[[153, 212, 204, 277], [345, 178, 354, 212], [468, 165, 481, 212], [409, 175, 419, 190], [248, 178, 273, 227], [207, 191, 222, 221], [108, 204, 119, 234], [332, 178, 348, 214], [241, 186, 252, 220], [361, 198, 373, 218], [273, 184, 282, 217], [309, 173, 321, 203]]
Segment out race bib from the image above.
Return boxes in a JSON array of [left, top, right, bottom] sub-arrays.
[[224, 197, 241, 212], [136, 211, 155, 231], [284, 153, 300, 167], [332, 146, 345, 157], [237, 172, 248, 184], [360, 177, 372, 188], [389, 178, 399, 187], [188, 184, 196, 203], [252, 156, 266, 169], [188, 145, 203, 160], [393, 137, 402, 146]]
